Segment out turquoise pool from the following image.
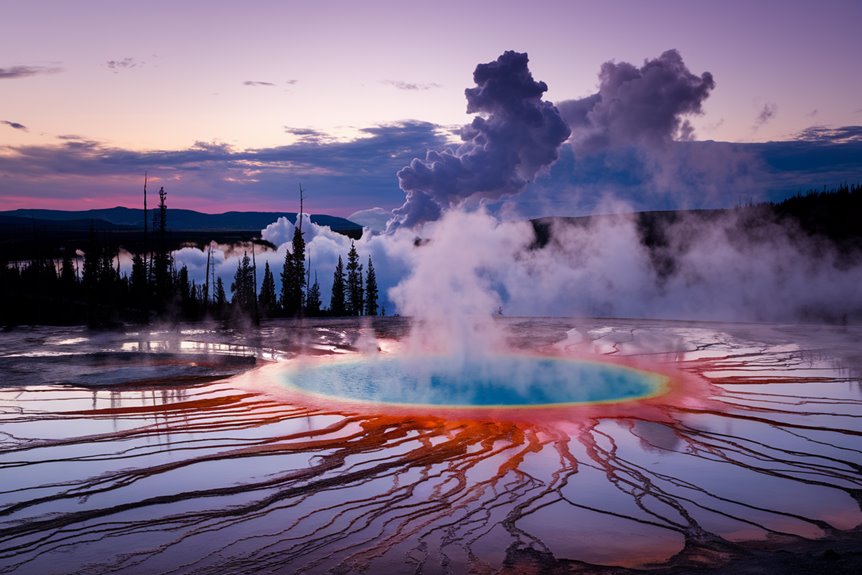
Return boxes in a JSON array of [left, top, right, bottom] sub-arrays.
[[283, 355, 668, 408]]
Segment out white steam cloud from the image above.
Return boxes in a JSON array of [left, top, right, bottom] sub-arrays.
[[166, 50, 860, 342], [557, 49, 715, 151], [389, 51, 570, 231]]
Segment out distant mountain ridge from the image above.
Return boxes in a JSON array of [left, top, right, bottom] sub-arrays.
[[0, 207, 362, 233]]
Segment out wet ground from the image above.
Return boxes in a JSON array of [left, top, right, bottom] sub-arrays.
[[1, 317, 860, 574]]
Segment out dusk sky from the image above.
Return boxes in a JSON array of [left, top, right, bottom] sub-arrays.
[[1, 0, 861, 217]]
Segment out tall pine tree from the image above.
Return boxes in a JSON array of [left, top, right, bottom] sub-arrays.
[[258, 261, 277, 317], [291, 225, 306, 314], [280, 221, 306, 317], [306, 272, 322, 316], [130, 253, 147, 302], [345, 241, 363, 316], [177, 265, 193, 317], [152, 187, 172, 305], [231, 252, 255, 313], [61, 248, 77, 287], [365, 256, 378, 316], [215, 277, 227, 317], [280, 245, 296, 314], [330, 255, 346, 315]]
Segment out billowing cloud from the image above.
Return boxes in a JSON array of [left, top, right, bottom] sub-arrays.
[[557, 49, 715, 152], [390, 51, 571, 230], [2, 120, 27, 131], [0, 65, 62, 79], [543, 50, 751, 211]]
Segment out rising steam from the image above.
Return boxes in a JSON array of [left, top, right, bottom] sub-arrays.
[[388, 51, 570, 231], [165, 49, 861, 330], [557, 49, 715, 152]]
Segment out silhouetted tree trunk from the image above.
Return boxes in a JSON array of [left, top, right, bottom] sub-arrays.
[[153, 187, 172, 310]]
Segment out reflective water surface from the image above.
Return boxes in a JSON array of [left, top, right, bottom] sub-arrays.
[[1, 318, 860, 574]]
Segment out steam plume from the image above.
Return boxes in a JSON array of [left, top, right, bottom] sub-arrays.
[[169, 50, 860, 333], [551, 50, 744, 210], [389, 51, 570, 230], [557, 49, 715, 152]]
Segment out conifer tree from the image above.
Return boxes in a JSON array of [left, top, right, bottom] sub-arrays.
[[130, 254, 147, 299], [177, 265, 192, 316], [346, 241, 363, 315], [291, 225, 306, 313], [61, 248, 77, 287], [306, 272, 322, 316], [215, 277, 227, 316], [258, 261, 277, 317], [82, 244, 99, 294], [330, 255, 346, 315], [99, 249, 117, 293], [59, 248, 79, 316], [365, 256, 378, 316], [152, 186, 172, 304], [231, 252, 255, 313], [231, 258, 244, 310], [280, 245, 296, 314], [280, 223, 306, 317]]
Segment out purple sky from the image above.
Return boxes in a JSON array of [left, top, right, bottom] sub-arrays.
[[1, 0, 861, 216]]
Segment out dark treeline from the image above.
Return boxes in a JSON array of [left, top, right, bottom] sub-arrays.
[[528, 183, 862, 301], [769, 182, 862, 249], [0, 187, 383, 327], [4, 183, 857, 327], [532, 182, 862, 255]]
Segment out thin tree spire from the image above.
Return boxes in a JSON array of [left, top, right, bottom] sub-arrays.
[[143, 171, 148, 263], [298, 183, 304, 234], [251, 241, 259, 325]]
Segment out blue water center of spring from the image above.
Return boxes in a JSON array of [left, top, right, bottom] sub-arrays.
[[284, 355, 667, 407]]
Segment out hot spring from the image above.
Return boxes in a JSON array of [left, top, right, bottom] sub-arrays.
[[280, 354, 669, 408], [3, 319, 861, 575]]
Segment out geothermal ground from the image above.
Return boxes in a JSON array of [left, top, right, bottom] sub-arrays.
[[1, 318, 860, 574]]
